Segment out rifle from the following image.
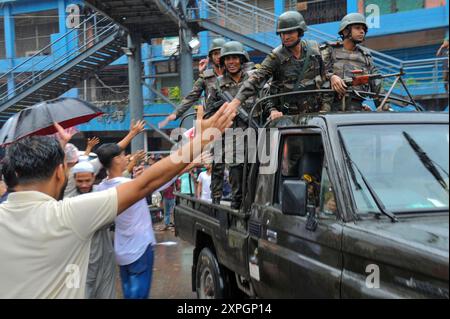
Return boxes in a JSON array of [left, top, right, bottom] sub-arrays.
[[340, 69, 418, 111], [343, 70, 404, 87], [207, 91, 260, 129]]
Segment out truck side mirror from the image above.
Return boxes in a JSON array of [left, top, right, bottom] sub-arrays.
[[282, 180, 307, 216]]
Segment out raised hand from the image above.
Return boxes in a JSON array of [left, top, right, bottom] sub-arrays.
[[53, 122, 75, 146], [199, 58, 209, 73], [131, 150, 146, 164], [130, 119, 147, 136], [158, 113, 176, 128], [195, 103, 236, 147], [87, 136, 100, 148]]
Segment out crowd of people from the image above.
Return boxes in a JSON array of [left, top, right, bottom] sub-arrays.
[[0, 103, 235, 298], [0, 8, 447, 299]]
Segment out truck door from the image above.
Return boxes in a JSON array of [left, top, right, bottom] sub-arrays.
[[249, 131, 344, 298]]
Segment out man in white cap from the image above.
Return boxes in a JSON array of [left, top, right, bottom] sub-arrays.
[[70, 160, 116, 299], [72, 160, 96, 195], [64, 121, 146, 198]]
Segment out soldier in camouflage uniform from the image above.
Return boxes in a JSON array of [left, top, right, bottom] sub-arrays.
[[206, 41, 256, 209], [320, 13, 388, 111], [158, 38, 226, 128], [225, 11, 326, 121]]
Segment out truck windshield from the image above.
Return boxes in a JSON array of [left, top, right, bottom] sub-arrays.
[[339, 124, 449, 215]]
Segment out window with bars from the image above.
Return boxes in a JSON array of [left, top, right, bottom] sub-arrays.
[[296, 0, 348, 25], [14, 9, 59, 58]]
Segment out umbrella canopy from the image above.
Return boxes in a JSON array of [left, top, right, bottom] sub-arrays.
[[0, 98, 103, 146]]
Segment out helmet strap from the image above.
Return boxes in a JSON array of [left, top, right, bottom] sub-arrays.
[[280, 31, 302, 49], [285, 38, 301, 49], [281, 31, 302, 49]]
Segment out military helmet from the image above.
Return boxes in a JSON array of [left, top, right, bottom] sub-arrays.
[[208, 38, 226, 56], [339, 13, 368, 35], [220, 41, 249, 65], [276, 11, 307, 34]]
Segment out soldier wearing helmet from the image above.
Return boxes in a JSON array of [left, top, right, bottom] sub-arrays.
[[320, 13, 388, 111], [158, 38, 226, 128], [205, 41, 257, 209], [222, 11, 326, 121]]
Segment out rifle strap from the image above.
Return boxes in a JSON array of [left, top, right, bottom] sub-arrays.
[[294, 40, 319, 91]]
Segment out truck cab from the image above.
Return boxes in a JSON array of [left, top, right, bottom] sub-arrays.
[[174, 112, 449, 299]]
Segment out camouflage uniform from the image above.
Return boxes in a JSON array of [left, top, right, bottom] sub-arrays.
[[173, 38, 226, 119], [321, 41, 386, 111], [207, 68, 257, 208], [320, 13, 388, 111], [174, 68, 219, 119], [235, 40, 325, 116]]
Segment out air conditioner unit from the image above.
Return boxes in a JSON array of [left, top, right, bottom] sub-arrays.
[[25, 50, 40, 57]]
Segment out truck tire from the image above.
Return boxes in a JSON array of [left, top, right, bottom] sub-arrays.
[[196, 247, 227, 299]]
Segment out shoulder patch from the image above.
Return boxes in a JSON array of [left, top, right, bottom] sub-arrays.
[[271, 45, 290, 62], [202, 68, 215, 78], [304, 40, 321, 56], [357, 45, 372, 56]]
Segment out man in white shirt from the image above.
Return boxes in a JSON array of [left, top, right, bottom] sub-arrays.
[[95, 143, 156, 299], [197, 164, 212, 202], [0, 104, 235, 298]]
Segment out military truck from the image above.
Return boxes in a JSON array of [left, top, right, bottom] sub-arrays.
[[174, 98, 449, 298]]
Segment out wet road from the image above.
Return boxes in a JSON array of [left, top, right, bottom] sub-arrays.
[[150, 225, 197, 299], [115, 222, 197, 299]]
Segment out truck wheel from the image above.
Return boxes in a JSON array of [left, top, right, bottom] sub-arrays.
[[196, 247, 226, 299]]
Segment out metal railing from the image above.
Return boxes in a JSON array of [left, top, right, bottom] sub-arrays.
[[78, 84, 129, 104], [189, 0, 280, 46], [0, 12, 121, 104], [189, 0, 448, 97]]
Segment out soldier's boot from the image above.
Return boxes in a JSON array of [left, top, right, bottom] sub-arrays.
[[229, 164, 244, 210], [211, 161, 225, 203]]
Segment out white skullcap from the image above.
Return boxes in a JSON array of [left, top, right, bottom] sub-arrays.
[[72, 161, 94, 174], [65, 143, 79, 164], [78, 155, 90, 162]]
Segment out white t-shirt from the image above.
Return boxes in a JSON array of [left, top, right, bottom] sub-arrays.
[[0, 188, 117, 299], [197, 171, 212, 202], [96, 177, 156, 266]]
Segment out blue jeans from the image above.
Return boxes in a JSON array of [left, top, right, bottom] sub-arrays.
[[119, 244, 154, 299], [164, 198, 175, 226]]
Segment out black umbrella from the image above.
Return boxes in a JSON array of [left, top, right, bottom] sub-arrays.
[[0, 98, 103, 146]]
